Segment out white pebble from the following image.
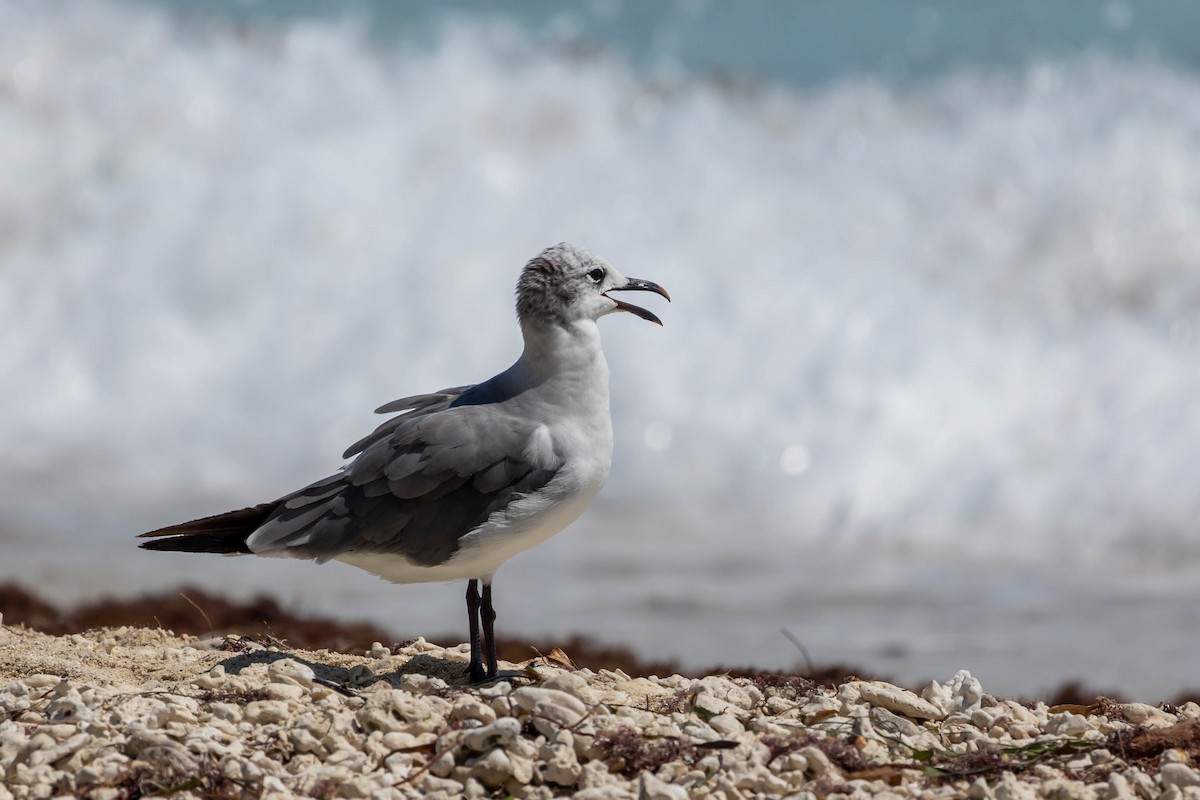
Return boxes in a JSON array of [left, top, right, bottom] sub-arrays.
[[638, 772, 688, 800], [707, 714, 743, 737], [267, 659, 316, 688], [265, 682, 305, 701], [1122, 703, 1177, 727], [469, 747, 514, 788], [1161, 762, 1200, 789], [244, 700, 291, 725], [464, 718, 522, 752], [857, 680, 944, 721], [539, 730, 581, 786], [1045, 712, 1091, 738]]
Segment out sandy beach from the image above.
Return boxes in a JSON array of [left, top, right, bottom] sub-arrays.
[[3, 618, 1200, 799]]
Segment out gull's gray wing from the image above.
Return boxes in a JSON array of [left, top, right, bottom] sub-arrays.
[[342, 386, 472, 459], [246, 390, 561, 568]]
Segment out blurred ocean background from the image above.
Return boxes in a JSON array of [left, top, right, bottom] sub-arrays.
[[4, 0, 1200, 697]]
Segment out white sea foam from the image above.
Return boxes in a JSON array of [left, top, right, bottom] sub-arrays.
[[4, 1, 1200, 576]]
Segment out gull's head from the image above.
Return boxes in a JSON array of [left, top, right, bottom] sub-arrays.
[[515, 242, 670, 327]]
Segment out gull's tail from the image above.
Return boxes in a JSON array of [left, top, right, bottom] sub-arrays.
[[138, 504, 276, 554]]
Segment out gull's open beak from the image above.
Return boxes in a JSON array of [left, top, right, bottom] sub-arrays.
[[604, 278, 671, 325]]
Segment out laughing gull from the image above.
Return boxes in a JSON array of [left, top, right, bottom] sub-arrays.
[[139, 243, 669, 682]]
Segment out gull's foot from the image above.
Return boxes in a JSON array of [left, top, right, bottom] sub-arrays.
[[467, 667, 526, 686], [314, 676, 360, 697]]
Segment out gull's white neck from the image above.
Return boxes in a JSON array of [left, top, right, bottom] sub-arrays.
[[514, 317, 609, 389]]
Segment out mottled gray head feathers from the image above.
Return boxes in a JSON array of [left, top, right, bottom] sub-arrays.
[[515, 242, 671, 327], [515, 243, 618, 325]]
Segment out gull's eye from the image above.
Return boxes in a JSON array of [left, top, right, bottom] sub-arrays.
[[587, 267, 605, 284]]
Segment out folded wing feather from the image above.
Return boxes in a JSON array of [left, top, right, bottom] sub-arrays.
[[246, 401, 561, 568]]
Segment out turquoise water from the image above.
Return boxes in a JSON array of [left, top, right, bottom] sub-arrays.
[[141, 0, 1200, 85]]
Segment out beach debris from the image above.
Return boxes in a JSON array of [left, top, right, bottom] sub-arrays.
[[0, 626, 1197, 798]]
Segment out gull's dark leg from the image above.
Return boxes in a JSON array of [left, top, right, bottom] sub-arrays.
[[481, 581, 499, 680], [466, 579, 486, 683]]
